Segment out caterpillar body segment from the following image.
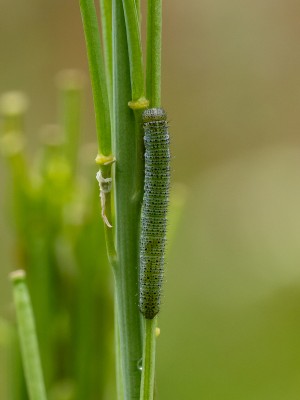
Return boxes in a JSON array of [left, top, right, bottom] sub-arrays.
[[139, 108, 170, 319]]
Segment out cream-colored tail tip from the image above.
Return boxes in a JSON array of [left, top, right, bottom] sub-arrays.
[[9, 269, 26, 283]]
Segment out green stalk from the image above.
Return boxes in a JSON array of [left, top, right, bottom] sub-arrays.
[[1, 92, 42, 400], [139, 319, 157, 400], [140, 1, 163, 399], [10, 329, 27, 400], [10, 270, 47, 400], [135, 0, 141, 25], [73, 179, 114, 399], [27, 237, 55, 389], [114, 295, 124, 400], [121, 0, 146, 103], [79, 0, 111, 157], [56, 70, 84, 173], [146, 0, 162, 108], [99, 0, 113, 112], [79, 0, 116, 266], [112, 0, 143, 398], [0, 91, 29, 133], [0, 92, 31, 244], [1, 102, 55, 389]]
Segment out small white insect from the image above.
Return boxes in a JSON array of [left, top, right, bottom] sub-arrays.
[[96, 170, 113, 228]]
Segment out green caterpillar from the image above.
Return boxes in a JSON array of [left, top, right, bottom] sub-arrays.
[[139, 108, 170, 319]]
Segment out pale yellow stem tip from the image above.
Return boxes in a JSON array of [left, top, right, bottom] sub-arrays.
[[10, 269, 26, 283], [128, 97, 149, 110], [95, 154, 115, 166]]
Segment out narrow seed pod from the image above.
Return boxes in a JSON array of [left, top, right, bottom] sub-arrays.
[[139, 108, 170, 319]]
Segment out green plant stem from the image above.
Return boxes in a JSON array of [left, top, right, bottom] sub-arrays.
[[0, 132, 30, 243], [140, 318, 157, 400], [121, 0, 145, 101], [79, 0, 111, 156], [0, 100, 31, 249], [140, 1, 163, 398], [10, 270, 47, 400], [99, 0, 113, 112], [56, 70, 84, 173], [80, 0, 117, 267], [0, 91, 29, 134], [135, 0, 141, 23], [26, 236, 55, 389], [112, 0, 143, 398], [74, 199, 114, 400], [146, 0, 162, 108], [114, 295, 124, 400], [10, 329, 27, 400]]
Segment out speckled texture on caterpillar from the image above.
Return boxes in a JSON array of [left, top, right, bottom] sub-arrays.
[[139, 108, 170, 319]]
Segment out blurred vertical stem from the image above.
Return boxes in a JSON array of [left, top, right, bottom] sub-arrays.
[[112, 0, 143, 398], [56, 70, 84, 174], [0, 92, 30, 240], [140, 1, 163, 399], [10, 329, 27, 400], [10, 270, 47, 400], [0, 91, 28, 133], [74, 184, 114, 400], [135, 0, 141, 23], [1, 92, 39, 400]]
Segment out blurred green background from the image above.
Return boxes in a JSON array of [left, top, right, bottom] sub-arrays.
[[2, 0, 300, 399]]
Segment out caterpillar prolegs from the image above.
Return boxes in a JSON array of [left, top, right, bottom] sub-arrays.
[[139, 108, 170, 319]]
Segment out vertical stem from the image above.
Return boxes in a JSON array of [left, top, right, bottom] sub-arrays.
[[121, 0, 146, 102], [0, 91, 29, 134], [73, 180, 114, 399], [26, 237, 55, 389], [0, 93, 31, 247], [114, 295, 124, 400], [79, 0, 111, 156], [140, 319, 157, 400], [146, 0, 162, 108], [112, 0, 143, 398], [99, 0, 113, 112], [10, 270, 47, 400], [140, 1, 163, 399], [80, 0, 116, 269], [10, 329, 27, 400], [56, 70, 84, 174], [135, 0, 141, 25]]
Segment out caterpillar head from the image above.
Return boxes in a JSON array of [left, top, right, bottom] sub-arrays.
[[142, 108, 167, 123]]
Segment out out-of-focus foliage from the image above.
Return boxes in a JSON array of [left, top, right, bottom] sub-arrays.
[[0, 76, 114, 400], [1, 0, 300, 399]]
